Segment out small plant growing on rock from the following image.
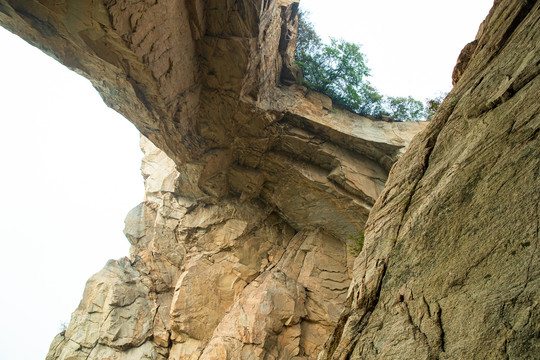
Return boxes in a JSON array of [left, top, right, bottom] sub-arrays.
[[348, 229, 365, 257], [425, 92, 448, 120]]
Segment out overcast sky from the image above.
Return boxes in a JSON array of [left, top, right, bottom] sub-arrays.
[[0, 28, 142, 360], [300, 0, 494, 100], [0, 1, 493, 359]]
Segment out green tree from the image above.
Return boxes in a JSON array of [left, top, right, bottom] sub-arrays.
[[385, 96, 425, 122], [295, 11, 384, 117], [425, 92, 448, 121], [295, 10, 428, 121]]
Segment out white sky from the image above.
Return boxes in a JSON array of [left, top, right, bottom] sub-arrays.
[[0, 1, 493, 359], [300, 0, 494, 100], [0, 28, 142, 359]]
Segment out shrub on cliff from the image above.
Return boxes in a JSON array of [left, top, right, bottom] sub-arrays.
[[295, 10, 428, 121]]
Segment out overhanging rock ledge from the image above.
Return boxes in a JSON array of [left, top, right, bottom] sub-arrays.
[[3, 0, 537, 359]]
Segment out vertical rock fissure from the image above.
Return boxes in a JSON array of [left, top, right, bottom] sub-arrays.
[[436, 302, 446, 353], [323, 97, 458, 359]]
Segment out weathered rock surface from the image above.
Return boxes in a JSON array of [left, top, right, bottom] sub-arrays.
[[0, 1, 424, 358], [321, 1, 540, 359], [46, 134, 394, 360], [2, 0, 538, 359]]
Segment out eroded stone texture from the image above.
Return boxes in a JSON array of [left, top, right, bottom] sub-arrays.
[[49, 136, 362, 359], [197, 228, 352, 359], [46, 258, 166, 360], [13, 0, 531, 359], [321, 1, 540, 359]]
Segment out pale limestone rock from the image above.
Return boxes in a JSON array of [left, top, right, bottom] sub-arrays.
[[201, 271, 308, 359], [169, 227, 352, 359], [140, 136, 179, 202], [46, 258, 162, 360], [170, 255, 247, 342]]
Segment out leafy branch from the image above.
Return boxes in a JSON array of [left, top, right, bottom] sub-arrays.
[[295, 10, 444, 121], [348, 230, 365, 257]]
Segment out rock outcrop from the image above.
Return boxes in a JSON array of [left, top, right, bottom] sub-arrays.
[[1, 1, 424, 358], [48, 129, 419, 360], [1, 0, 538, 359], [321, 1, 540, 359]]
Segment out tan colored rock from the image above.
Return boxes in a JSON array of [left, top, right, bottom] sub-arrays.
[[199, 228, 351, 359], [201, 271, 308, 359], [46, 258, 164, 360], [0, 1, 432, 359], [4, 0, 535, 357], [140, 136, 179, 202], [321, 1, 540, 359]]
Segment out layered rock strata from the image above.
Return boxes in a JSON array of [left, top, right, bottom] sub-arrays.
[[0, 0, 425, 358], [48, 129, 419, 360], [2, 0, 538, 359]]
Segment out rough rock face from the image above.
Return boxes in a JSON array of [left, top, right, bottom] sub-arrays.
[[321, 1, 540, 359], [47, 134, 409, 360], [1, 0, 538, 359], [0, 1, 424, 359]]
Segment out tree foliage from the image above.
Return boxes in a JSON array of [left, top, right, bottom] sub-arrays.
[[384, 96, 425, 122], [425, 92, 448, 121], [295, 10, 433, 122], [295, 11, 383, 117]]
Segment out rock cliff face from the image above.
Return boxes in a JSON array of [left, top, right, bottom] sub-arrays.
[[1, 0, 538, 359], [320, 1, 540, 359]]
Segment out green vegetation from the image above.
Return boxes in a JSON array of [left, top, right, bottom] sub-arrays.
[[385, 96, 425, 122], [295, 11, 445, 121], [348, 230, 365, 257], [425, 92, 448, 120]]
